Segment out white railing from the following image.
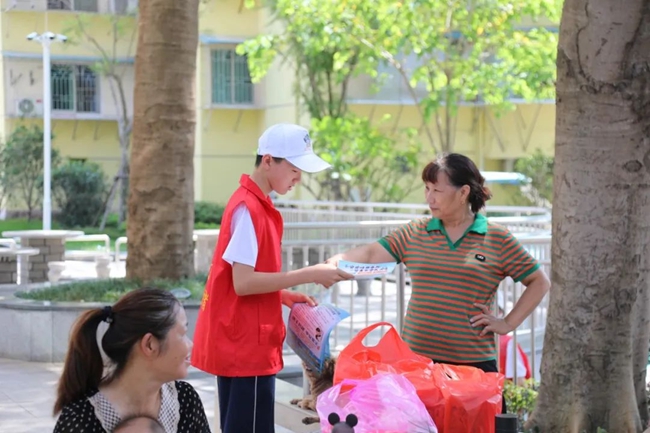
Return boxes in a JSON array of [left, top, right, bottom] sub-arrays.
[[275, 200, 551, 238], [274, 199, 550, 218]]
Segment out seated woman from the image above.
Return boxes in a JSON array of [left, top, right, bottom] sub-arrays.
[[53, 288, 210, 432]]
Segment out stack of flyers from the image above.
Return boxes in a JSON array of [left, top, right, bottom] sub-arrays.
[[337, 260, 397, 280], [285, 303, 350, 374]]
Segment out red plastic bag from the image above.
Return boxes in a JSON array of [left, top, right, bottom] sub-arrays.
[[334, 322, 504, 433], [333, 322, 442, 415], [428, 363, 504, 433], [333, 322, 434, 382]]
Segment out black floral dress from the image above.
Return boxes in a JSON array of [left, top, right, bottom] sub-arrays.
[[53, 381, 211, 433]]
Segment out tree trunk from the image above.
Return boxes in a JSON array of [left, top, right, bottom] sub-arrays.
[[527, 1, 650, 432], [126, 0, 199, 281]]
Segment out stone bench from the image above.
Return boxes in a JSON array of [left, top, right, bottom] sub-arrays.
[[48, 254, 113, 282], [0, 248, 40, 284]]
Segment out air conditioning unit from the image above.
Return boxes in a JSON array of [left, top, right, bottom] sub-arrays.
[[15, 98, 44, 117]]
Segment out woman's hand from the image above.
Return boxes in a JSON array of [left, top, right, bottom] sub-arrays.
[[281, 289, 317, 308], [470, 303, 514, 336]]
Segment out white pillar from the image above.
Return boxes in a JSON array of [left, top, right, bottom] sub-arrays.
[[42, 37, 52, 230]]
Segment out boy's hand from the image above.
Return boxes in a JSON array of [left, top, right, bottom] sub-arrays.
[[281, 290, 317, 308], [309, 263, 354, 288]]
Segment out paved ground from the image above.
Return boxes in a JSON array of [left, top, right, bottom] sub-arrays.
[[0, 358, 301, 433]]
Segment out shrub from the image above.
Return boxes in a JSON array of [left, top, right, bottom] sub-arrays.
[[52, 161, 108, 228], [194, 201, 224, 225], [503, 379, 538, 431]]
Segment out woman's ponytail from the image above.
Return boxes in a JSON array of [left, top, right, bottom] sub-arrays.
[[53, 308, 105, 415]]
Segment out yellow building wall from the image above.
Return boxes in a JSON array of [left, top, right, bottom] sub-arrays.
[[199, 0, 259, 39], [2, 10, 136, 59], [196, 109, 261, 203], [1, 0, 556, 210]]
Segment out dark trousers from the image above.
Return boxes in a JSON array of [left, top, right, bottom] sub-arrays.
[[432, 358, 507, 414], [217, 375, 276, 433]]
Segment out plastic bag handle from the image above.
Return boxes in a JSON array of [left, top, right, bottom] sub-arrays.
[[348, 321, 397, 347]]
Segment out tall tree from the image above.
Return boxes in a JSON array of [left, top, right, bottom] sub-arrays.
[[64, 14, 136, 228], [126, 0, 199, 281], [528, 1, 650, 431]]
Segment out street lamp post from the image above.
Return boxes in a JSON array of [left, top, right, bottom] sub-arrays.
[[26, 31, 67, 230]]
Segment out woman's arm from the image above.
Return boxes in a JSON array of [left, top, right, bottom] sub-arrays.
[[472, 268, 550, 335], [503, 268, 550, 330], [326, 242, 396, 265]]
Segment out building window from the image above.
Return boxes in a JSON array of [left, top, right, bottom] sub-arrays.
[[47, 0, 98, 12], [211, 49, 253, 105], [52, 65, 99, 113]]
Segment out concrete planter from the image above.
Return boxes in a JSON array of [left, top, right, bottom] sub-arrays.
[[0, 298, 200, 362]]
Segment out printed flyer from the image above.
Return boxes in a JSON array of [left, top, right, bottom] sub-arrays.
[[337, 260, 397, 280], [286, 303, 350, 373]]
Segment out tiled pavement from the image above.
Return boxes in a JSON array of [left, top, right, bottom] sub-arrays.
[[0, 358, 298, 433]]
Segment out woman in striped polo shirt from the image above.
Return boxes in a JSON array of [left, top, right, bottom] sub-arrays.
[[328, 153, 550, 377]]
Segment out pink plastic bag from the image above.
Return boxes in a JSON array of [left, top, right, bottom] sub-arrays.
[[316, 373, 438, 433]]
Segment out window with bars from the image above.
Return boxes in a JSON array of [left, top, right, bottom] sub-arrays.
[[51, 65, 99, 113], [211, 49, 253, 105], [47, 0, 98, 12]]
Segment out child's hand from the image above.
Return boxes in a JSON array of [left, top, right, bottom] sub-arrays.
[[309, 263, 354, 288], [281, 290, 317, 308]]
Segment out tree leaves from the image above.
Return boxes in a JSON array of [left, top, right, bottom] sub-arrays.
[[238, 0, 559, 196]]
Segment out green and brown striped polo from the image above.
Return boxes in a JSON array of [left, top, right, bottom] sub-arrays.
[[378, 213, 539, 363]]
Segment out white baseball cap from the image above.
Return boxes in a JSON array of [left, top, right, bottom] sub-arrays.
[[257, 123, 331, 173]]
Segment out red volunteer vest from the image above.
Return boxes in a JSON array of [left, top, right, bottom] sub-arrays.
[[191, 174, 285, 377], [499, 334, 532, 380]]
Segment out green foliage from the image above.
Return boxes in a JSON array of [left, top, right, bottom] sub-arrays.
[[360, 0, 560, 151], [504, 379, 539, 431], [15, 274, 207, 303], [0, 125, 61, 219], [194, 201, 225, 225], [512, 149, 554, 207], [240, 0, 560, 153], [308, 114, 423, 202], [52, 161, 108, 228]]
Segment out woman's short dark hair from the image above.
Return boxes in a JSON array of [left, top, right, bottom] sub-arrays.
[[421, 153, 492, 212], [53, 288, 180, 415]]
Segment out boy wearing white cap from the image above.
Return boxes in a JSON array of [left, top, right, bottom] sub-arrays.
[[192, 124, 352, 433]]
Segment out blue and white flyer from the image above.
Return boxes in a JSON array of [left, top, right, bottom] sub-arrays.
[[337, 260, 397, 280], [286, 303, 350, 373]]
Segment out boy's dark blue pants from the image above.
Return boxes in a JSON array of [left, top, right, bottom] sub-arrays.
[[217, 375, 276, 433]]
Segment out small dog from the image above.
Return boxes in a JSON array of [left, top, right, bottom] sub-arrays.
[[289, 357, 337, 425]]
